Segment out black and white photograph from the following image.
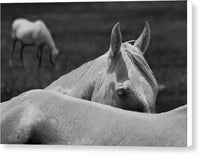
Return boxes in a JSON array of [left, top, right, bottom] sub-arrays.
[[0, 0, 190, 147]]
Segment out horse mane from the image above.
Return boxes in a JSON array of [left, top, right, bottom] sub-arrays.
[[124, 42, 158, 88], [75, 59, 97, 83]]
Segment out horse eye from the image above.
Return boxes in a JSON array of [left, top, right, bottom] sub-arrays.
[[116, 88, 128, 96]]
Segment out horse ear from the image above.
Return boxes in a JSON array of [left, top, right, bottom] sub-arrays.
[[134, 21, 150, 54], [109, 22, 122, 58]]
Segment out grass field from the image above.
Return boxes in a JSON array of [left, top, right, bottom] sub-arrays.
[[1, 1, 187, 112]]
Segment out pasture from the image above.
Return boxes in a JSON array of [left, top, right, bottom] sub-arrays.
[[1, 1, 187, 113]]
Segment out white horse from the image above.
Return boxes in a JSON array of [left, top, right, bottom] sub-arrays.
[[1, 89, 187, 146], [45, 22, 159, 113], [8, 18, 60, 68]]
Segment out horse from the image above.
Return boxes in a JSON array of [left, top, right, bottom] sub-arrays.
[[46, 22, 159, 113], [0, 89, 187, 146], [8, 18, 60, 68]]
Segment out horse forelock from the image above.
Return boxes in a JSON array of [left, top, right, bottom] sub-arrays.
[[77, 43, 158, 92], [122, 42, 158, 89]]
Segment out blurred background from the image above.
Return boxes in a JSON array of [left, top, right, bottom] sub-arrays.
[[1, 1, 187, 113]]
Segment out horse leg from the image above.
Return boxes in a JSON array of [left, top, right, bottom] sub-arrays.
[[37, 45, 43, 68], [8, 39, 17, 67], [49, 50, 55, 68], [20, 44, 25, 68], [45, 43, 55, 67], [50, 55, 55, 67]]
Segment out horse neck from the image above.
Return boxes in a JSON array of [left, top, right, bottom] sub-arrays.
[[45, 30, 57, 54], [68, 55, 106, 100]]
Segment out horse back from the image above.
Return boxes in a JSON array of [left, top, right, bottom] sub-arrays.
[[0, 90, 187, 146], [0, 93, 61, 144]]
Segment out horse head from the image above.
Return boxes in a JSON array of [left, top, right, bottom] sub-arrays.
[[69, 22, 159, 113]]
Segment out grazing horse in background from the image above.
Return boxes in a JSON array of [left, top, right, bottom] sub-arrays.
[[8, 18, 60, 68], [0, 89, 187, 146], [46, 22, 159, 113]]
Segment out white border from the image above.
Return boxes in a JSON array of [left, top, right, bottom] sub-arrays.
[[0, 0, 194, 153], [0, 0, 187, 3], [187, 0, 192, 147]]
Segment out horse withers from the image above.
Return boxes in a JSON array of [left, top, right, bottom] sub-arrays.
[[1, 89, 187, 146], [46, 22, 159, 113]]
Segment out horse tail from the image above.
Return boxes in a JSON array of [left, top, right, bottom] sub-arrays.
[[11, 23, 15, 39], [11, 29, 16, 40]]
